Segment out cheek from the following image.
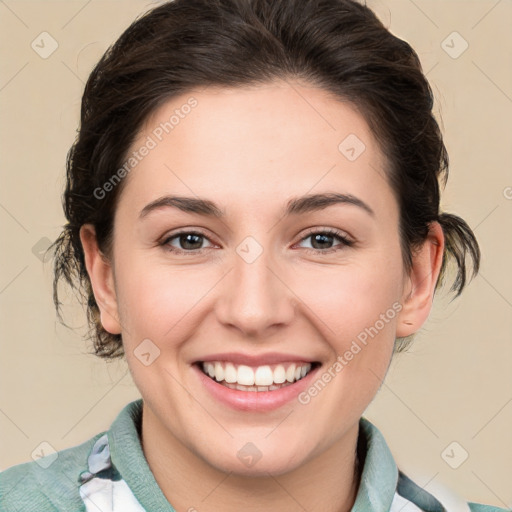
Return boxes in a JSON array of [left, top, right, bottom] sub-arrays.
[[298, 258, 402, 334], [114, 254, 220, 342], [293, 255, 402, 378]]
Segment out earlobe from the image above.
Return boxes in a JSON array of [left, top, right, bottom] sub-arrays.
[[79, 224, 122, 335], [396, 222, 445, 338]]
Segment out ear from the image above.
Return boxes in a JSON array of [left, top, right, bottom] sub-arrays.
[[79, 224, 122, 335], [396, 221, 445, 338]]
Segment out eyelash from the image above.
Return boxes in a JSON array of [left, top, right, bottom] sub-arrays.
[[160, 228, 354, 256]]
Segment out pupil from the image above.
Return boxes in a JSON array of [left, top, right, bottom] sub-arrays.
[[312, 233, 332, 249], [182, 233, 202, 249]]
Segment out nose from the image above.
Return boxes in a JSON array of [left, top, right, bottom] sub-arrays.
[[215, 243, 296, 337]]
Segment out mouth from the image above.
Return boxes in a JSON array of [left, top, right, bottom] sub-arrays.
[[195, 360, 322, 392]]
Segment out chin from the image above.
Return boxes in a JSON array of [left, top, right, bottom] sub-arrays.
[[201, 446, 308, 478]]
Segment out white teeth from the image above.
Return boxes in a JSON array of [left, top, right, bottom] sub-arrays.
[[224, 363, 237, 383], [214, 362, 224, 382], [237, 365, 254, 386], [255, 365, 273, 386], [201, 361, 313, 389], [286, 365, 296, 382], [273, 365, 286, 384], [223, 382, 294, 392]]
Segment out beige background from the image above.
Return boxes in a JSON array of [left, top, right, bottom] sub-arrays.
[[0, 0, 511, 509]]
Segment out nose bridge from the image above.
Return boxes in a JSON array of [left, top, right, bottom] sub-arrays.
[[216, 234, 294, 335]]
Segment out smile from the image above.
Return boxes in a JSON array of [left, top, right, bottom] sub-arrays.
[[199, 361, 318, 392]]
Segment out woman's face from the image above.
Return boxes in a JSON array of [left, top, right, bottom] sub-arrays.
[[87, 80, 423, 475]]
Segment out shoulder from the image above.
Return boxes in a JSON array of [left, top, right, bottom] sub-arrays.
[[0, 432, 105, 512], [395, 469, 509, 512], [468, 503, 510, 512], [357, 418, 509, 512]]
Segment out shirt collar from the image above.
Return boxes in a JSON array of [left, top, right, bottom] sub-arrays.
[[107, 399, 175, 510], [351, 416, 399, 512]]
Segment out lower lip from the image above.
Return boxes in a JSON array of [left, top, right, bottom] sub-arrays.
[[193, 363, 321, 412]]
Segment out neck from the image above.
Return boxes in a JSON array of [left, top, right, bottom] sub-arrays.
[[140, 402, 363, 512]]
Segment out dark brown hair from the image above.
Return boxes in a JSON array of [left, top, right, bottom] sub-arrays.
[[50, 0, 480, 359]]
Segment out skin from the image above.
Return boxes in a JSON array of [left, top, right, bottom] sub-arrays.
[[80, 80, 444, 512]]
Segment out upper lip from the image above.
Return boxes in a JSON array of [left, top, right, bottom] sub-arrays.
[[194, 352, 320, 366]]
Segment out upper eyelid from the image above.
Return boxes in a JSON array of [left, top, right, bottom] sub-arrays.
[[300, 226, 352, 239]]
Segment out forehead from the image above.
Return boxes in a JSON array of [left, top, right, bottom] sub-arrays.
[[118, 80, 395, 220]]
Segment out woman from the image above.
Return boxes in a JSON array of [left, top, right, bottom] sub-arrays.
[[0, 0, 505, 511]]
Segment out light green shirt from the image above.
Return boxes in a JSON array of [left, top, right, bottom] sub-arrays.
[[0, 399, 507, 511]]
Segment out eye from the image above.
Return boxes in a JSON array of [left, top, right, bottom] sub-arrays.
[[160, 227, 354, 256], [161, 230, 215, 254], [295, 228, 354, 254]]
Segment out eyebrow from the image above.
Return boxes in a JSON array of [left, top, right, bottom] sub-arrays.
[[139, 192, 375, 220]]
